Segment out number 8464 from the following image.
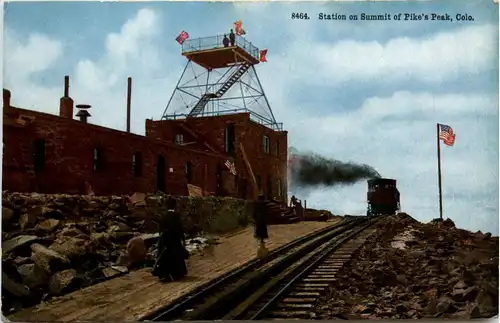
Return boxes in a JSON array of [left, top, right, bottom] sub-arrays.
[[291, 13, 309, 19]]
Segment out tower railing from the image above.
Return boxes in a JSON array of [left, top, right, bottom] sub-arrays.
[[164, 108, 283, 131], [182, 35, 260, 61]]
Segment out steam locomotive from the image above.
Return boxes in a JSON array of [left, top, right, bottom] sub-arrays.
[[367, 178, 400, 216]]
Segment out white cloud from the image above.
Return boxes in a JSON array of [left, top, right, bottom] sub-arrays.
[[276, 24, 497, 86], [4, 32, 63, 81]]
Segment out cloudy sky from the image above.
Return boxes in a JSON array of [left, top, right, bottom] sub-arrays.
[[3, 0, 499, 234]]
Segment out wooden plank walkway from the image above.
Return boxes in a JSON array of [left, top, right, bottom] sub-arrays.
[[9, 220, 339, 322]]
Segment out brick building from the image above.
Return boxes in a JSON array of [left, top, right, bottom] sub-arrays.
[[2, 86, 288, 200], [2, 34, 289, 201]]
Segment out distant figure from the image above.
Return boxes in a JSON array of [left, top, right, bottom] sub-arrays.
[[254, 194, 269, 258], [254, 194, 269, 241], [152, 198, 189, 281], [290, 195, 297, 208], [229, 29, 236, 46], [223, 34, 230, 47]]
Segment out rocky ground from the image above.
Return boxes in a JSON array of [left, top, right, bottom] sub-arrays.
[[317, 213, 499, 320], [1, 192, 222, 315]]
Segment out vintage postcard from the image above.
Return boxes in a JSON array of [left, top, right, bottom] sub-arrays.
[[2, 0, 498, 321]]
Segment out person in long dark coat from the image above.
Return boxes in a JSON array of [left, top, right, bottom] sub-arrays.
[[152, 198, 189, 281], [229, 29, 236, 46], [254, 194, 269, 258], [254, 194, 269, 242]]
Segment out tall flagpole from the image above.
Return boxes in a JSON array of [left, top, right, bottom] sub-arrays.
[[436, 123, 443, 220]]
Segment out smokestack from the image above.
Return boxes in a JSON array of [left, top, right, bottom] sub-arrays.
[[3, 89, 11, 109], [75, 104, 91, 123], [64, 75, 69, 97], [126, 77, 132, 133], [59, 75, 74, 119]]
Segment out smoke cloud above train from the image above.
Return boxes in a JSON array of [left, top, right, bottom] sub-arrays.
[[288, 151, 381, 188]]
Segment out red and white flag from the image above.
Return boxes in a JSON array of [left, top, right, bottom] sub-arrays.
[[234, 20, 246, 36], [259, 49, 268, 62], [224, 160, 237, 176], [175, 31, 189, 45], [438, 124, 456, 146]]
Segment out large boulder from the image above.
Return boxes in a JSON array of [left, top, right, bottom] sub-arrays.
[[48, 269, 79, 295], [30, 243, 70, 274], [17, 263, 49, 289], [49, 236, 88, 260], [3, 235, 39, 255]]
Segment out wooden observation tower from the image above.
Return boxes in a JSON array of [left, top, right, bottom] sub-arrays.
[[161, 34, 281, 130]]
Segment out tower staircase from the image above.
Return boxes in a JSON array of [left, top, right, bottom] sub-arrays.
[[187, 62, 252, 117]]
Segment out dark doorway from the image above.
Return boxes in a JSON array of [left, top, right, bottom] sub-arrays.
[[216, 163, 223, 196], [238, 178, 248, 199], [33, 139, 46, 173], [185, 161, 193, 184], [157, 155, 166, 192], [225, 124, 235, 156]]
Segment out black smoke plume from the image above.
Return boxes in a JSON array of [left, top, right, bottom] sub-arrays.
[[289, 153, 381, 188]]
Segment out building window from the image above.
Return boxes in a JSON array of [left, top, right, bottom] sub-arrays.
[[256, 175, 261, 190], [33, 139, 46, 173], [277, 179, 282, 197], [175, 134, 184, 145], [93, 148, 104, 172], [132, 152, 142, 177], [185, 161, 193, 184], [262, 135, 270, 154], [225, 124, 235, 156], [275, 140, 279, 156]]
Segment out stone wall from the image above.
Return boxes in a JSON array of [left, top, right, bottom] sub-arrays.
[[1, 191, 255, 315], [2, 192, 255, 235]]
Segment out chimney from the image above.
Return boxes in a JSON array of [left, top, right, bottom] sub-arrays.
[[126, 77, 132, 133], [3, 89, 11, 109], [75, 104, 91, 123], [59, 75, 74, 119]]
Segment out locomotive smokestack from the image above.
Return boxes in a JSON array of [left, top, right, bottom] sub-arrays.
[[126, 77, 132, 133]]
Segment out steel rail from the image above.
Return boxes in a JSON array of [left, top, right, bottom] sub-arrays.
[[237, 220, 373, 320], [146, 218, 361, 321]]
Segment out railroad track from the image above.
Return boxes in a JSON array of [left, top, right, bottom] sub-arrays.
[[146, 216, 373, 321]]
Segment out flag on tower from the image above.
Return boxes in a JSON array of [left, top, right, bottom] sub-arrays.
[[234, 20, 246, 35], [438, 124, 456, 146], [175, 31, 189, 44], [224, 160, 237, 175], [259, 49, 268, 62]]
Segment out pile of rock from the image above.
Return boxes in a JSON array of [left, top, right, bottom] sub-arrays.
[[317, 213, 498, 320], [1, 192, 242, 315]]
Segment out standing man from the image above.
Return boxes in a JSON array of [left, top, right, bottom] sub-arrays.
[[254, 194, 269, 258], [152, 197, 189, 281], [229, 29, 236, 47], [222, 34, 230, 47]]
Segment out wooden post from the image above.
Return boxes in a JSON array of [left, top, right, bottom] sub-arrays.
[[437, 123, 443, 220]]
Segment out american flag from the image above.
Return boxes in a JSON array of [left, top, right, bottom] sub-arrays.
[[234, 20, 246, 36], [439, 124, 456, 146], [175, 31, 189, 45], [259, 49, 268, 62], [224, 160, 237, 175]]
